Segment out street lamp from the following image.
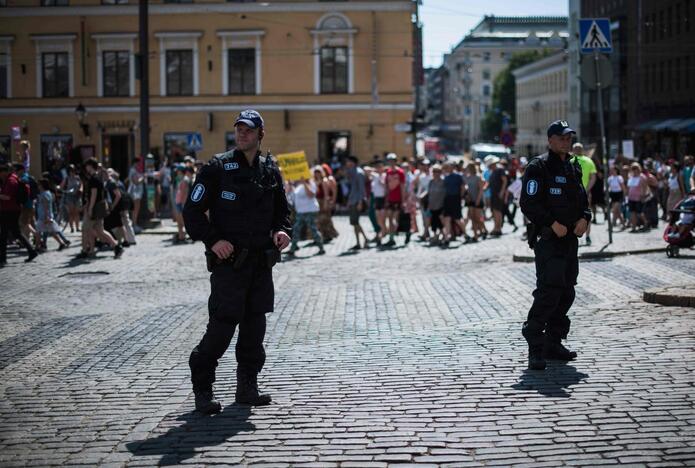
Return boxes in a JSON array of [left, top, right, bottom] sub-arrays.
[[75, 102, 90, 137]]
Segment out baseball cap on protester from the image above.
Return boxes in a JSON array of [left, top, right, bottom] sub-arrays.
[[547, 120, 576, 138], [234, 109, 264, 129]]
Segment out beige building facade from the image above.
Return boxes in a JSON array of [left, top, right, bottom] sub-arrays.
[[513, 51, 569, 156], [0, 0, 415, 177]]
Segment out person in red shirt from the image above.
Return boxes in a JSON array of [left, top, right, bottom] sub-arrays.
[[0, 164, 38, 266], [384, 153, 405, 246]]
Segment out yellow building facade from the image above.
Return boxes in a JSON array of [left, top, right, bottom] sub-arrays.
[[0, 0, 415, 177]]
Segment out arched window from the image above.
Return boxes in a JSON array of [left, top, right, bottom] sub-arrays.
[[311, 13, 357, 95]]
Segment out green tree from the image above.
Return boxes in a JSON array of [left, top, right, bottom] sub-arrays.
[[480, 49, 551, 143]]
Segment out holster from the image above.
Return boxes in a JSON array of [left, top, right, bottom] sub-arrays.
[[204, 247, 249, 272]]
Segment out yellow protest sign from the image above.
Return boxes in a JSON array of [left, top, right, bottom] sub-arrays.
[[276, 150, 312, 182]]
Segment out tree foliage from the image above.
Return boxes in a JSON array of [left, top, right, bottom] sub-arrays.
[[480, 50, 551, 143]]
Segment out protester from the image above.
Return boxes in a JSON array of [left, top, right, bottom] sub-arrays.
[[463, 163, 485, 241], [128, 156, 146, 232], [683, 155, 694, 194], [487, 156, 507, 236], [288, 178, 325, 256], [383, 153, 405, 247], [174, 165, 192, 243], [607, 165, 627, 229], [627, 162, 649, 232], [77, 159, 123, 259], [667, 161, 686, 214], [571, 143, 597, 245], [415, 159, 432, 241], [60, 164, 83, 233], [0, 164, 38, 265], [314, 165, 339, 242], [363, 166, 381, 238], [425, 164, 446, 245], [441, 161, 468, 245], [370, 160, 387, 245], [104, 168, 127, 246], [36, 178, 70, 251], [344, 156, 369, 250], [13, 164, 41, 250]]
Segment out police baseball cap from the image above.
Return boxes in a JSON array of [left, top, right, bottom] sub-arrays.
[[547, 120, 576, 138], [234, 109, 264, 129]]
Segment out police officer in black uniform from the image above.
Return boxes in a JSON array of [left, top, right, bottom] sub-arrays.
[[183, 110, 292, 413], [519, 120, 591, 371]]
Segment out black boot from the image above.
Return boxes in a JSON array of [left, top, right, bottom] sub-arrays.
[[528, 353, 547, 370], [235, 369, 272, 406], [544, 341, 577, 361], [194, 389, 222, 414]]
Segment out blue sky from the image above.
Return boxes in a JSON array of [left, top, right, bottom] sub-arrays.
[[421, 0, 569, 68]]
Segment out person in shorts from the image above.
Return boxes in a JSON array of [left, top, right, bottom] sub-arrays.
[[442, 161, 469, 245], [344, 155, 368, 250], [370, 160, 387, 244], [77, 159, 123, 259], [383, 153, 405, 246]]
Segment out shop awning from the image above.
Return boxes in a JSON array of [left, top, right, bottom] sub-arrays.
[[635, 119, 663, 131], [652, 119, 684, 131], [671, 118, 695, 131], [635, 118, 695, 132]]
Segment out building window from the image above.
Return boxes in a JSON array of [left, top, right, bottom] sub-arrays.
[[483, 52, 491, 62], [42, 0, 69, 5], [228, 48, 255, 95], [103, 50, 130, 97], [320, 46, 348, 94], [166, 49, 193, 96], [660, 10, 665, 40], [482, 84, 490, 96], [42, 52, 69, 97], [0, 53, 7, 98], [482, 69, 491, 80]]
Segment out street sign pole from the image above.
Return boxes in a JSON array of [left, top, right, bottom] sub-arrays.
[[593, 50, 612, 244]]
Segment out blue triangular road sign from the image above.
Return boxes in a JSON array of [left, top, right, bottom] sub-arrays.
[[579, 18, 612, 54]]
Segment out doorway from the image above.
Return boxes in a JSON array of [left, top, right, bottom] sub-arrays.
[[104, 134, 131, 180], [318, 131, 351, 168]]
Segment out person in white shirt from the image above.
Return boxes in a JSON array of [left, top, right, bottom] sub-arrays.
[[370, 160, 387, 245], [415, 160, 432, 240], [288, 178, 325, 256]]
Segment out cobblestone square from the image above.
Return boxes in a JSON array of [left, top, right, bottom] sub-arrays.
[[1, 218, 694, 467]]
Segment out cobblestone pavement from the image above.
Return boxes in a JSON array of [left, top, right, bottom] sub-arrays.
[[1, 216, 694, 467]]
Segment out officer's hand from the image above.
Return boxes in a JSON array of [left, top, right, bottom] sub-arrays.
[[551, 221, 568, 238], [574, 218, 588, 237], [273, 231, 291, 251], [211, 240, 234, 259]]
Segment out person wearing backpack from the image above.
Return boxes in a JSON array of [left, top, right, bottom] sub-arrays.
[[13, 163, 42, 251], [0, 164, 38, 265]]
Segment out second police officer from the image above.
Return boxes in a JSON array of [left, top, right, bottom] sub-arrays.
[[183, 110, 292, 413], [519, 120, 591, 371]]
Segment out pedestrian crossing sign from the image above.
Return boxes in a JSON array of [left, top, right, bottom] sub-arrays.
[[579, 18, 612, 54], [187, 132, 203, 152]]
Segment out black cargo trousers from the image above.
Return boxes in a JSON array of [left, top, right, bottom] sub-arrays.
[[522, 233, 579, 352], [189, 249, 274, 392]]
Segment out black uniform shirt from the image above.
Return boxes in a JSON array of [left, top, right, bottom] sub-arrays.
[[520, 150, 592, 229], [183, 149, 292, 249]]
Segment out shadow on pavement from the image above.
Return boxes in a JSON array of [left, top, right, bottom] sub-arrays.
[[511, 364, 589, 398], [126, 405, 254, 465]]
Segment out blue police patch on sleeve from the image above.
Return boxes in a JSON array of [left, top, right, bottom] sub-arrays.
[[555, 176, 567, 184], [526, 179, 538, 196], [190, 183, 205, 202], [221, 191, 237, 201]]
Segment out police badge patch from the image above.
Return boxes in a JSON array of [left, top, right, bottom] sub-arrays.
[[221, 191, 237, 201], [224, 162, 239, 171], [526, 179, 538, 195], [190, 184, 205, 202]]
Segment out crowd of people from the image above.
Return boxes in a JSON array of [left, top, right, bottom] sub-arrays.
[[2, 143, 693, 266], [281, 147, 695, 255], [0, 155, 149, 266]]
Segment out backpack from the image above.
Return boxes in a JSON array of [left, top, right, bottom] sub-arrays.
[[26, 175, 40, 201]]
